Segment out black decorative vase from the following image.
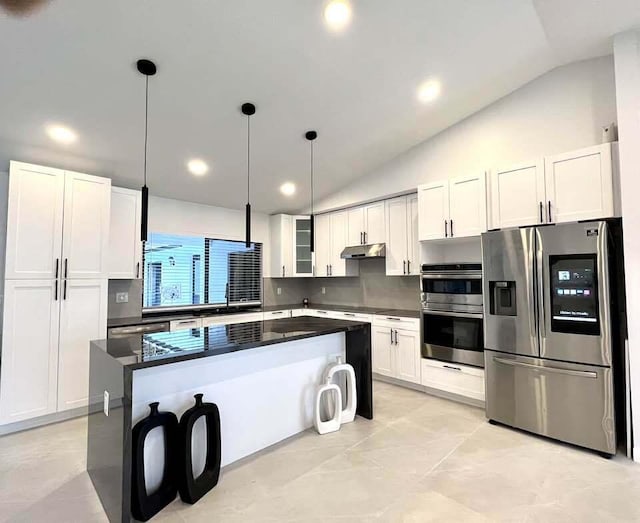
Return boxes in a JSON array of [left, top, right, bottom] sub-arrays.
[[178, 393, 222, 504], [131, 402, 179, 522]]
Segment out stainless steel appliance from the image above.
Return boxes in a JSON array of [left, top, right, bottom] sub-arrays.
[[421, 263, 485, 368], [483, 220, 622, 456]]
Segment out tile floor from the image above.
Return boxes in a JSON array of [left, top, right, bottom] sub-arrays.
[[1, 381, 639, 522]]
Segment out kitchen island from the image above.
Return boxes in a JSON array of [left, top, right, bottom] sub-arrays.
[[87, 316, 372, 522]]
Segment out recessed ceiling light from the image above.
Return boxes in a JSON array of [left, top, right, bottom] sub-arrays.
[[46, 125, 77, 145], [324, 0, 352, 31], [280, 182, 296, 196], [417, 79, 441, 104], [187, 159, 208, 176]]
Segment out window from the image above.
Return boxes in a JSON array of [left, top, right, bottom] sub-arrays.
[[143, 233, 262, 311]]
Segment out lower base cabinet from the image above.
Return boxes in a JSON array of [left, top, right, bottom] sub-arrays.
[[421, 359, 485, 402], [372, 318, 421, 385]]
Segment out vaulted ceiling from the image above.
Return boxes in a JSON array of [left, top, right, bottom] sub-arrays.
[[0, 0, 639, 213]]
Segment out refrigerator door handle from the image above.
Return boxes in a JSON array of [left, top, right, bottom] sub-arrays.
[[525, 228, 538, 342], [535, 228, 547, 340], [493, 357, 598, 379]]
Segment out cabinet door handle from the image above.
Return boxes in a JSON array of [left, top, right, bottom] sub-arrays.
[[54, 280, 58, 301], [64, 258, 68, 278], [136, 262, 140, 279], [407, 260, 411, 274], [364, 231, 367, 244], [55, 258, 59, 279], [403, 260, 406, 275], [360, 231, 363, 245], [394, 329, 399, 345], [450, 220, 453, 237], [443, 364, 462, 372], [326, 265, 329, 276], [63, 279, 67, 300], [547, 201, 552, 223], [444, 220, 448, 238], [390, 329, 394, 344], [539, 201, 543, 223], [330, 264, 332, 276], [282, 265, 285, 277]]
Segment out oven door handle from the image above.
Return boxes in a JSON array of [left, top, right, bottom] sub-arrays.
[[422, 309, 483, 319], [421, 274, 482, 280]]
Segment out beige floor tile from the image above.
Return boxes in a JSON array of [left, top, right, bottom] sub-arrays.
[[380, 491, 490, 523]]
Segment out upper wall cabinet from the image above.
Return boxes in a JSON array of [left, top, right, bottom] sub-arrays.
[[544, 143, 615, 224], [418, 173, 487, 241], [314, 210, 358, 278], [5, 162, 111, 280], [490, 160, 546, 228], [347, 201, 385, 246], [270, 214, 293, 278], [292, 216, 313, 277], [489, 143, 617, 229], [385, 195, 419, 276], [109, 187, 142, 279]]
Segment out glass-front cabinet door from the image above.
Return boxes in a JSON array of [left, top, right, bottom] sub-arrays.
[[292, 215, 313, 277]]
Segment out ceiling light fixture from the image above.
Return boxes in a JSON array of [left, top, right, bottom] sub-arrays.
[[280, 182, 296, 196], [187, 159, 208, 176], [305, 130, 318, 253], [241, 102, 256, 248], [137, 58, 157, 243], [417, 79, 441, 104], [46, 125, 77, 145], [324, 0, 352, 31]]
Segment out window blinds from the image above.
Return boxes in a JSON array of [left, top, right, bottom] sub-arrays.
[[143, 233, 262, 311]]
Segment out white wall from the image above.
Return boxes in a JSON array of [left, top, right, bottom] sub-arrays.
[[613, 30, 640, 461], [148, 195, 271, 276], [314, 56, 617, 212]]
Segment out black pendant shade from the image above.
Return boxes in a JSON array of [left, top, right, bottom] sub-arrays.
[[137, 58, 157, 243], [305, 130, 318, 253], [242, 103, 256, 247]]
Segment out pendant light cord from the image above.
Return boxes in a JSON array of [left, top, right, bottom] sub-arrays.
[[246, 114, 251, 204], [310, 139, 314, 216], [143, 75, 149, 187]]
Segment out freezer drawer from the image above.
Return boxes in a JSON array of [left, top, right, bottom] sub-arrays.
[[485, 350, 615, 454]]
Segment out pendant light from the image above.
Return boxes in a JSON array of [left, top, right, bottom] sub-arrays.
[[305, 130, 318, 253], [137, 58, 157, 243], [241, 102, 256, 247]]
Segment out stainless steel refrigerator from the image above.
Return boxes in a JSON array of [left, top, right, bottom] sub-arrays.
[[482, 220, 624, 456]]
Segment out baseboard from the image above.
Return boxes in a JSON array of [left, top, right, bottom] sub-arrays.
[[0, 405, 93, 436], [373, 373, 485, 409]]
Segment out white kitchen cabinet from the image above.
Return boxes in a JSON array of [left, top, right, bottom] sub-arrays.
[[57, 279, 107, 412], [0, 280, 60, 424], [490, 160, 546, 229], [170, 317, 203, 331], [385, 195, 419, 276], [313, 213, 331, 277], [5, 162, 65, 280], [448, 173, 487, 238], [372, 316, 421, 384], [421, 359, 485, 402], [329, 211, 349, 276], [269, 214, 293, 278], [108, 187, 142, 279], [263, 310, 292, 320], [201, 312, 263, 327], [61, 171, 111, 279], [292, 216, 313, 277], [418, 174, 486, 241], [347, 202, 386, 245], [544, 143, 615, 224], [417, 181, 449, 240], [372, 326, 395, 377]]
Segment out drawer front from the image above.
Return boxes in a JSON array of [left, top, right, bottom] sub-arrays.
[[291, 309, 312, 317], [421, 359, 485, 401], [373, 316, 419, 331], [202, 312, 263, 327], [264, 310, 291, 319], [331, 311, 372, 323], [170, 318, 202, 331], [485, 350, 615, 454]]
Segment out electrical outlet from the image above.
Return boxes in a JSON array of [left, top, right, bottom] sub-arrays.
[[115, 292, 129, 304], [277, 287, 282, 296], [322, 287, 326, 295], [103, 390, 109, 416]]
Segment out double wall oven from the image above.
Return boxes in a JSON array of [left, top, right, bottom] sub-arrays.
[[421, 263, 484, 368]]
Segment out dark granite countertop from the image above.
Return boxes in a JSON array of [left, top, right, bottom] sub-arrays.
[[95, 316, 369, 370], [107, 304, 419, 328]]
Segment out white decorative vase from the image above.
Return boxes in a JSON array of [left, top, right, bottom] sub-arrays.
[[324, 357, 357, 424], [314, 383, 342, 435]]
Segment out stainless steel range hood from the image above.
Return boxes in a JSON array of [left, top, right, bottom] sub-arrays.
[[340, 243, 386, 259]]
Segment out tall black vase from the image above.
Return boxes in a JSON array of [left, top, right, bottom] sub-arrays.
[[178, 393, 222, 504], [131, 402, 179, 522]]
